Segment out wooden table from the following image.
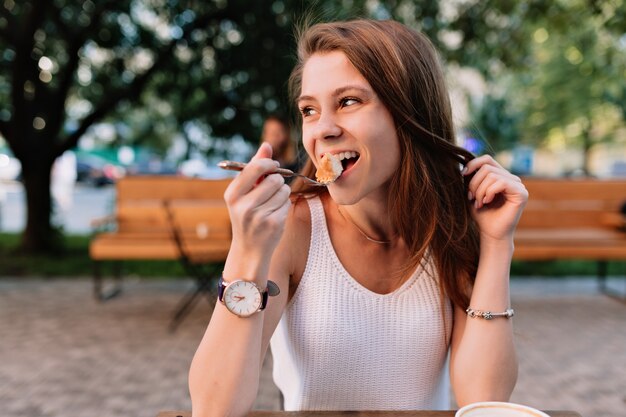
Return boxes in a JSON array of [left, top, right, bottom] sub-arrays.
[[158, 410, 582, 417]]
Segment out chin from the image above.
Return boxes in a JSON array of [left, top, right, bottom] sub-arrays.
[[326, 186, 362, 206]]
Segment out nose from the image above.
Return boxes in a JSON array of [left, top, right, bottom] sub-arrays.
[[313, 112, 342, 141]]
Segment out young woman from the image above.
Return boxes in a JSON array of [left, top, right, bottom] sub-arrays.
[[189, 19, 528, 416]]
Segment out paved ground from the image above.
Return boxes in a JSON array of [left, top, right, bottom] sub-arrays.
[[0, 277, 624, 417]]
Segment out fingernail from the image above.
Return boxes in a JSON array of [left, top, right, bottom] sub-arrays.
[[468, 191, 473, 201], [274, 160, 280, 167], [475, 200, 480, 209], [461, 167, 468, 175], [482, 197, 488, 204]]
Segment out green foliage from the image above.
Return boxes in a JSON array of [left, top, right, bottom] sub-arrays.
[[468, 93, 522, 153], [462, 0, 625, 169], [0, 0, 571, 158], [510, 259, 625, 277], [0, 233, 93, 276], [518, 6, 625, 147], [1, 0, 624, 252]]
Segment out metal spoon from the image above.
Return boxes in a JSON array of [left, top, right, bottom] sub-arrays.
[[217, 160, 329, 186]]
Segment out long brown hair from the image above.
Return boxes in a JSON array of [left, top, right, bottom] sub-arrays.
[[289, 19, 479, 310]]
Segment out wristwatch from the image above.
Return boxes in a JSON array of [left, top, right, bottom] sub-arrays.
[[218, 276, 280, 318]]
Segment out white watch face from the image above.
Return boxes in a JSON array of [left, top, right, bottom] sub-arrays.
[[223, 281, 263, 317]]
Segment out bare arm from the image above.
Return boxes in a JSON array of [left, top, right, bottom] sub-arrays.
[[450, 240, 518, 405], [188, 143, 292, 417], [451, 155, 528, 405]]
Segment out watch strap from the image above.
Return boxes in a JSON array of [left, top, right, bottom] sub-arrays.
[[266, 280, 280, 297], [261, 290, 269, 310], [217, 275, 226, 302]]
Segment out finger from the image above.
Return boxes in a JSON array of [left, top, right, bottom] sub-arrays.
[[475, 177, 506, 209], [253, 142, 274, 161], [250, 193, 291, 235], [467, 165, 500, 199], [473, 174, 503, 209], [482, 180, 508, 206], [467, 163, 521, 196], [462, 154, 501, 176], [259, 184, 292, 215], [243, 173, 286, 207], [476, 175, 526, 209], [241, 142, 278, 188], [225, 158, 280, 202], [265, 194, 292, 222]]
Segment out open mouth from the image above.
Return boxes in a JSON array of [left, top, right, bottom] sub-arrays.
[[335, 151, 360, 173]]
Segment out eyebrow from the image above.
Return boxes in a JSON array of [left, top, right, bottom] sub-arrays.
[[296, 85, 373, 105]]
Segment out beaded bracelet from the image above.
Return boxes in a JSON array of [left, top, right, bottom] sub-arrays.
[[466, 307, 515, 320]]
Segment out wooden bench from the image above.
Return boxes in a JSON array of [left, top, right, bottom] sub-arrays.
[[89, 176, 232, 328], [514, 178, 626, 298]]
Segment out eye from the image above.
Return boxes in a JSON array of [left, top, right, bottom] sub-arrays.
[[299, 106, 317, 117], [339, 97, 360, 108]]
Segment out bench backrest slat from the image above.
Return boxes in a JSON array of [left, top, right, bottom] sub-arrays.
[[112, 176, 232, 235], [518, 179, 626, 229], [116, 176, 231, 201]]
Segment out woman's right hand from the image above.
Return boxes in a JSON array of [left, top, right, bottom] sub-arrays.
[[223, 142, 292, 259]]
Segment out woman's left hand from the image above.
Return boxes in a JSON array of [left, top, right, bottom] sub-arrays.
[[463, 155, 529, 244]]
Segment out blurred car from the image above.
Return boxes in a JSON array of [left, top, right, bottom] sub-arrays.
[[611, 161, 626, 177], [179, 158, 236, 179], [0, 151, 21, 181], [76, 154, 125, 187], [125, 156, 179, 176]]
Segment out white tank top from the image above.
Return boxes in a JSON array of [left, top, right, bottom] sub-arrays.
[[270, 196, 453, 411]]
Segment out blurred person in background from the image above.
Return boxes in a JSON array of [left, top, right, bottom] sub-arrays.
[[261, 114, 298, 171]]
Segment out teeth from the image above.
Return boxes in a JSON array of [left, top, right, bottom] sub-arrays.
[[334, 151, 358, 161]]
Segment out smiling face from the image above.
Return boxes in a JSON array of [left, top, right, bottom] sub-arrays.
[[298, 51, 400, 205]]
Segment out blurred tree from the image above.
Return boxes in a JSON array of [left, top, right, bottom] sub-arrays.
[[458, 0, 625, 174], [0, 0, 309, 252], [117, 0, 563, 159], [468, 92, 522, 153], [511, 0, 626, 174], [2, 0, 619, 253]]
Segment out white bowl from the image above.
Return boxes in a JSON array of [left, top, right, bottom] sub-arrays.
[[456, 401, 551, 417]]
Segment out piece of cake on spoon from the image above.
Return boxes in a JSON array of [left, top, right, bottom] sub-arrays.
[[315, 153, 343, 185]]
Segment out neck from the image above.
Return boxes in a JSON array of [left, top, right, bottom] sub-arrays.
[[339, 201, 397, 245]]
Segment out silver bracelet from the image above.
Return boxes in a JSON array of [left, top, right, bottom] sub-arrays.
[[466, 307, 515, 320]]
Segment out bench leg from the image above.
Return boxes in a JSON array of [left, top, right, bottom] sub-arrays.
[[169, 285, 205, 332], [93, 261, 124, 301], [597, 260, 626, 302], [169, 273, 216, 332]]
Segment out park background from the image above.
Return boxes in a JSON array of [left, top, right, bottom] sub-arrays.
[[0, 1, 625, 417]]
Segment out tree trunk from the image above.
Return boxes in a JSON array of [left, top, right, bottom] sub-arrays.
[[181, 127, 193, 161], [19, 157, 60, 254]]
